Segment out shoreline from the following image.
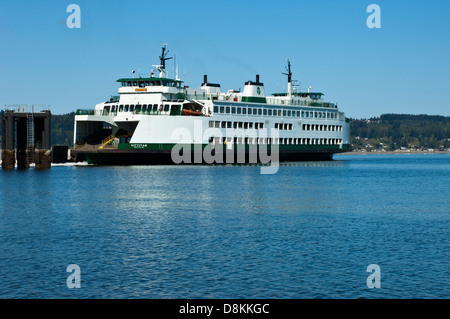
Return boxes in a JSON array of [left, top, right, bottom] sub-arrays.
[[337, 150, 450, 155]]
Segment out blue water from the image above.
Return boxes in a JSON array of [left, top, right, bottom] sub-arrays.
[[0, 154, 449, 299]]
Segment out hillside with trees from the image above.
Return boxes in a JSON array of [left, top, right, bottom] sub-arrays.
[[350, 114, 450, 151]]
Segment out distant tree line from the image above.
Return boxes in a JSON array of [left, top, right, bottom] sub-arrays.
[[350, 113, 450, 150], [0, 112, 449, 149]]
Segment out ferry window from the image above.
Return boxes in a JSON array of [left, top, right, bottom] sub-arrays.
[[145, 81, 150, 86], [237, 107, 241, 114], [275, 123, 279, 129], [121, 82, 126, 86], [233, 122, 238, 129], [231, 107, 236, 114], [249, 122, 253, 129], [154, 81, 161, 86], [220, 106, 225, 113], [215, 121, 220, 128], [152, 104, 158, 111], [258, 109, 262, 115], [252, 108, 257, 115], [130, 105, 135, 112], [225, 107, 230, 113], [242, 108, 247, 115], [221, 122, 226, 128], [119, 105, 124, 112], [142, 105, 147, 111], [287, 110, 291, 117], [260, 123, 264, 129], [263, 109, 267, 116], [214, 106, 218, 113], [127, 82, 132, 86], [124, 105, 129, 112], [297, 111, 300, 117], [289, 124, 292, 130], [268, 109, 272, 116], [132, 81, 137, 86], [244, 122, 248, 129], [138, 82, 145, 88], [238, 122, 243, 128], [255, 123, 259, 129], [227, 121, 232, 128], [209, 121, 214, 128], [164, 105, 170, 112], [282, 110, 286, 117]]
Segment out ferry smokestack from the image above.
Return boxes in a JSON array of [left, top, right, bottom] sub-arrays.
[[256, 74, 260, 83], [203, 75, 207, 85]]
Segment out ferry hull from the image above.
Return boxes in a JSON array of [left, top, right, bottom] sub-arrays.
[[72, 146, 350, 165]]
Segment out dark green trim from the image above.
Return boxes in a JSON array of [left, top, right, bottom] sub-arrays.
[[117, 77, 182, 83], [76, 109, 94, 115], [117, 142, 350, 152], [272, 92, 323, 97], [241, 96, 267, 103]]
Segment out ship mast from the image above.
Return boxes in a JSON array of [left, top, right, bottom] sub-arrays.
[[282, 59, 293, 98], [158, 44, 172, 78]]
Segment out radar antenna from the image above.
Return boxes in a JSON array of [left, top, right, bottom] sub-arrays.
[[159, 44, 173, 70], [282, 59, 292, 83], [282, 59, 293, 96]]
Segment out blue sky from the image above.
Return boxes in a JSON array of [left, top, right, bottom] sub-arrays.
[[0, 0, 449, 118]]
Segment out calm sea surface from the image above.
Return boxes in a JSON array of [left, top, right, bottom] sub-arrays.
[[0, 154, 449, 299]]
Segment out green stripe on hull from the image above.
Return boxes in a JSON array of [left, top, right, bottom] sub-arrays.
[[118, 143, 351, 152]]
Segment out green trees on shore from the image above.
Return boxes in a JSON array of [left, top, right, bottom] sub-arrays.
[[350, 114, 450, 151]]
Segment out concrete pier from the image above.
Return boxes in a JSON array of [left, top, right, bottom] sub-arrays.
[[1, 106, 52, 169], [35, 149, 52, 169], [1, 149, 15, 170]]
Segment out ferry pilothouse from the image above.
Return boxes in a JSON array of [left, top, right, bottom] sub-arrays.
[[72, 45, 351, 165]]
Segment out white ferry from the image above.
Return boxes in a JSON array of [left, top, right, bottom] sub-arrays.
[[72, 45, 351, 164]]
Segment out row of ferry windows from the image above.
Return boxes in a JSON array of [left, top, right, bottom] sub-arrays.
[[214, 105, 338, 119], [211, 137, 343, 145], [120, 81, 182, 88], [209, 121, 343, 132], [303, 124, 343, 131], [209, 121, 265, 129], [108, 104, 179, 113]]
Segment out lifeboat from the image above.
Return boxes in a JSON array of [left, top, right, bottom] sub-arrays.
[[182, 109, 203, 116]]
